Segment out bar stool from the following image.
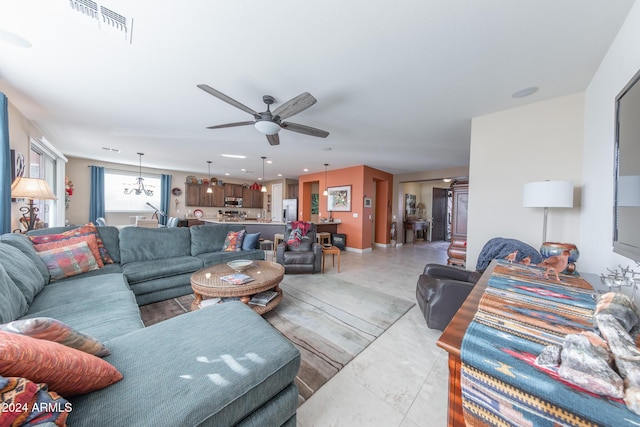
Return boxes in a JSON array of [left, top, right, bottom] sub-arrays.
[[316, 232, 331, 246], [273, 233, 284, 258]]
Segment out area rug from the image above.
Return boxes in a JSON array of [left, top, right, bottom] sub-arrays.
[[139, 277, 414, 404]]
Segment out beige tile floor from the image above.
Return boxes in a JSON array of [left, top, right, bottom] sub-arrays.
[[296, 240, 451, 427]]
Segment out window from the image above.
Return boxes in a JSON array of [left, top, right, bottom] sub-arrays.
[[105, 170, 161, 212], [30, 137, 66, 228]]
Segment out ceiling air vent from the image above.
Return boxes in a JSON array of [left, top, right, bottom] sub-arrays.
[[69, 0, 133, 44]]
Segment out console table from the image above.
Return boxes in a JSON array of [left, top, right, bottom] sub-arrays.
[[404, 220, 429, 244], [437, 260, 639, 426]]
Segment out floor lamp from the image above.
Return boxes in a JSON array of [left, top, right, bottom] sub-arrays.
[[11, 177, 57, 231], [522, 180, 574, 244]]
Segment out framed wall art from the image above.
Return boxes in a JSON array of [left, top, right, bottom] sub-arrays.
[[327, 185, 351, 212]]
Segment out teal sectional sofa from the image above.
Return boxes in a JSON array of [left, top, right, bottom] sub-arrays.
[[0, 224, 300, 426]]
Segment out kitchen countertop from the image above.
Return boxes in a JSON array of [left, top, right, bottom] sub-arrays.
[[200, 218, 341, 225]]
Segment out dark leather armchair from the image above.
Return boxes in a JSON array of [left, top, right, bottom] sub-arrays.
[[276, 222, 323, 274], [416, 264, 481, 330]]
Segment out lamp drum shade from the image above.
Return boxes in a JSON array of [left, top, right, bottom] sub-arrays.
[[522, 180, 573, 208], [10, 177, 57, 200]]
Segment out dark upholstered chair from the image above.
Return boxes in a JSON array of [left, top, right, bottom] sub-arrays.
[[416, 264, 481, 330], [276, 222, 322, 274]]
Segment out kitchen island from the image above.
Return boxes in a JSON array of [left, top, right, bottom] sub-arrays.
[[201, 219, 341, 241]]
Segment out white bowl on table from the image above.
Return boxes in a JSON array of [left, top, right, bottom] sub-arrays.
[[227, 260, 253, 272]]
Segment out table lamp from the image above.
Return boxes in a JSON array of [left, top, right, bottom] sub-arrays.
[[11, 177, 57, 231], [522, 180, 573, 244]]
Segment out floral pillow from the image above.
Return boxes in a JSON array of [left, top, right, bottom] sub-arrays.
[[222, 230, 246, 252], [36, 241, 100, 281], [29, 223, 114, 264], [32, 234, 104, 268]]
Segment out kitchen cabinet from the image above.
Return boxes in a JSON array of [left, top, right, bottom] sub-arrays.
[[287, 183, 299, 199], [242, 187, 264, 208], [185, 184, 200, 207], [185, 184, 224, 207], [225, 184, 243, 198]]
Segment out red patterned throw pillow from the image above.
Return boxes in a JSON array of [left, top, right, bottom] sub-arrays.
[[222, 230, 246, 252], [30, 223, 114, 264], [0, 331, 122, 397], [33, 233, 104, 268], [0, 317, 110, 357], [36, 241, 100, 280]]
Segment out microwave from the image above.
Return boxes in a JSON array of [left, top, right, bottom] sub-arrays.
[[224, 197, 243, 207]]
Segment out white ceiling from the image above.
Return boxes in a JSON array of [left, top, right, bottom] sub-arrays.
[[0, 0, 634, 182]]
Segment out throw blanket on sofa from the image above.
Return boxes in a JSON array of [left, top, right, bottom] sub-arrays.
[[287, 221, 311, 246], [475, 237, 542, 272]]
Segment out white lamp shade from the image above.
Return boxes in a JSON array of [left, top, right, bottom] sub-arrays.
[[11, 177, 57, 200], [254, 120, 281, 135], [618, 175, 640, 207], [523, 180, 573, 208]]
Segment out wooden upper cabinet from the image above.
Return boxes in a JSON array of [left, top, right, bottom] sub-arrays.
[[225, 184, 243, 198], [212, 186, 225, 207], [287, 183, 299, 199], [199, 185, 213, 207], [185, 184, 200, 207], [242, 187, 253, 207], [252, 190, 264, 208]]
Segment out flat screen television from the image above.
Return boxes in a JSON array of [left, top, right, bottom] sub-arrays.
[[613, 68, 640, 262]]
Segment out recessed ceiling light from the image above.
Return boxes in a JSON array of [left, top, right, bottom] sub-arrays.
[[0, 29, 32, 48], [240, 168, 246, 172], [512, 86, 539, 98], [267, 160, 273, 164], [277, 173, 282, 177], [221, 154, 246, 159], [303, 168, 309, 172], [224, 173, 230, 176]]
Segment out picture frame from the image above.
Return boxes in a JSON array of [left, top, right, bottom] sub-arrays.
[[364, 197, 372, 208], [327, 185, 351, 212]]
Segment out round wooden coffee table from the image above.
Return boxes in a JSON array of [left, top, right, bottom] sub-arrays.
[[190, 261, 284, 315]]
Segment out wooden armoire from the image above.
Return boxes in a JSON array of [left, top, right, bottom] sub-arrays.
[[447, 181, 468, 267]]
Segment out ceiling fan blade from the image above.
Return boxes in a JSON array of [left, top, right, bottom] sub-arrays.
[[197, 84, 258, 116], [267, 134, 280, 146], [281, 122, 329, 138], [273, 92, 317, 121], [206, 121, 254, 130]]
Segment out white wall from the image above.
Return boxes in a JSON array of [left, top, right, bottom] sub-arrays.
[[581, 1, 640, 273], [467, 93, 584, 270]]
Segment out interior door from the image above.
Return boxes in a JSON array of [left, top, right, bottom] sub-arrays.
[[431, 188, 447, 241]]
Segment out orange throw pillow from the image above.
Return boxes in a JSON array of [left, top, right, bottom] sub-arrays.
[[30, 223, 114, 264], [0, 331, 122, 397]]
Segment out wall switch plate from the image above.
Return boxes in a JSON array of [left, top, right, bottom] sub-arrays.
[[353, 213, 358, 218], [393, 215, 396, 220]]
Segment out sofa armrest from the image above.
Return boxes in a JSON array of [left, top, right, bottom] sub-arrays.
[[422, 263, 480, 283]]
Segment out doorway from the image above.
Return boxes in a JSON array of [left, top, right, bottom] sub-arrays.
[[431, 188, 448, 241]]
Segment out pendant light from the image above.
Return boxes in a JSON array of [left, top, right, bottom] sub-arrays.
[[261, 156, 267, 192], [123, 153, 154, 196], [322, 163, 329, 196], [206, 161, 213, 193]]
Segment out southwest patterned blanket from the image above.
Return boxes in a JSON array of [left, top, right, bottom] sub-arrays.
[[460, 260, 640, 426]]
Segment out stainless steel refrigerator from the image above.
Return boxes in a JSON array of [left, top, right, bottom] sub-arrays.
[[282, 199, 298, 222]]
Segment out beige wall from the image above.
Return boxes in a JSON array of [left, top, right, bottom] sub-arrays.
[[66, 157, 268, 226], [581, 1, 640, 274], [467, 93, 584, 270]]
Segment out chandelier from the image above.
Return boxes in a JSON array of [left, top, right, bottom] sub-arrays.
[[123, 153, 154, 196]]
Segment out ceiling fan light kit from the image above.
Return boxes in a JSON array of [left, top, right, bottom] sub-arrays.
[[198, 84, 329, 146]]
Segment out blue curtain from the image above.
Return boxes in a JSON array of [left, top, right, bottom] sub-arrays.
[[89, 166, 105, 223], [160, 174, 171, 226], [0, 93, 11, 234]]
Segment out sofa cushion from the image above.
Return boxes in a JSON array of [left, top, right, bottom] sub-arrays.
[[222, 230, 246, 252], [25, 291, 144, 343], [190, 224, 245, 255], [121, 256, 203, 284], [36, 241, 100, 281], [0, 317, 110, 357], [68, 302, 300, 426], [242, 232, 261, 250], [0, 233, 50, 284], [32, 233, 104, 268], [0, 264, 28, 323], [119, 227, 192, 263], [283, 251, 316, 264], [29, 223, 114, 265], [0, 242, 46, 304], [27, 273, 130, 314], [0, 331, 122, 397]]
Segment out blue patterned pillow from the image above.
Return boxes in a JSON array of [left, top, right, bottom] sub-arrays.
[[36, 241, 100, 281]]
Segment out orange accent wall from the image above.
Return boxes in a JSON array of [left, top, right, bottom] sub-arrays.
[[298, 165, 394, 250]]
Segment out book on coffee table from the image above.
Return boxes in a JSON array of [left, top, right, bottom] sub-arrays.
[[220, 273, 255, 285], [248, 290, 279, 306]]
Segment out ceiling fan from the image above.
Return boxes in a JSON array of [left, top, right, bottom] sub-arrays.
[[197, 84, 329, 146]]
